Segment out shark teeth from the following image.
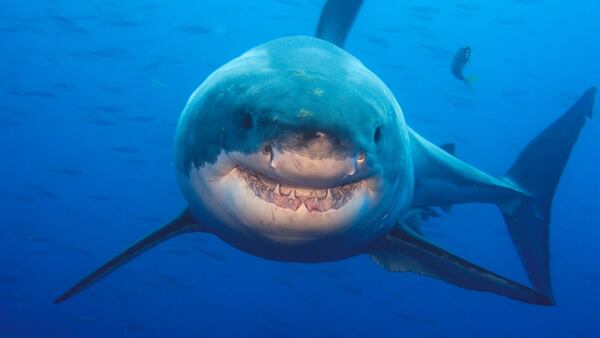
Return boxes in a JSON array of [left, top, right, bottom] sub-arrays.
[[238, 167, 359, 212]]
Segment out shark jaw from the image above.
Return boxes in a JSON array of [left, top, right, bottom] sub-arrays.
[[238, 166, 362, 213], [185, 151, 380, 245]]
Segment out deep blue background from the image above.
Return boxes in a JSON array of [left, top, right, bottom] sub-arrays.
[[1, 1, 599, 337]]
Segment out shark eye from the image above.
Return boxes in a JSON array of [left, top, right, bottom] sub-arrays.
[[374, 126, 382, 143], [243, 113, 253, 129]]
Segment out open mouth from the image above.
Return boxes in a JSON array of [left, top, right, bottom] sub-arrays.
[[238, 167, 362, 212]]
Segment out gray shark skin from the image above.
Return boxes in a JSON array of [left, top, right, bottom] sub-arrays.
[[55, 0, 595, 306]]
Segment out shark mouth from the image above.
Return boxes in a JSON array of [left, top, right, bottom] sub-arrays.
[[238, 167, 361, 213]]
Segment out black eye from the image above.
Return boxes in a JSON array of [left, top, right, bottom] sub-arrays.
[[374, 126, 382, 143], [243, 113, 253, 129]]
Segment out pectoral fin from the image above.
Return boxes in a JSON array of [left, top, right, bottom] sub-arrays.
[[54, 208, 202, 304], [370, 224, 553, 305]]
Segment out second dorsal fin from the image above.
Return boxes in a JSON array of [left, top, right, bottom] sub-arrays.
[[440, 143, 456, 156]]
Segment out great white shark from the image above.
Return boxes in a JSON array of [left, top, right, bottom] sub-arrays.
[[55, 0, 596, 305]]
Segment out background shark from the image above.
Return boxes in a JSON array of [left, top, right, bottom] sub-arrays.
[[53, 0, 595, 307]]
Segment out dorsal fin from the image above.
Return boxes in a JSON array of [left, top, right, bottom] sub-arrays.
[[315, 0, 363, 47], [54, 208, 201, 303]]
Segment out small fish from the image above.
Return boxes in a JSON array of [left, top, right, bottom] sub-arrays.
[[451, 46, 475, 86], [68, 247, 94, 258], [393, 312, 436, 326], [163, 249, 192, 256], [0, 274, 17, 284], [272, 277, 293, 288], [120, 318, 144, 331], [96, 84, 125, 95], [261, 327, 286, 338], [0, 119, 22, 127], [198, 248, 228, 262], [83, 193, 111, 201], [152, 272, 183, 284], [452, 2, 481, 12], [131, 215, 163, 223], [581, 271, 600, 283], [7, 89, 57, 98], [319, 269, 344, 281], [3, 193, 32, 203], [364, 34, 389, 48], [274, 0, 307, 9], [2, 289, 30, 303], [494, 18, 525, 26], [139, 61, 166, 72], [335, 281, 363, 296], [110, 145, 139, 154], [48, 168, 83, 177], [102, 18, 142, 28], [28, 185, 60, 199], [125, 115, 155, 123], [420, 43, 453, 61], [94, 105, 121, 113], [22, 234, 52, 243], [48, 15, 91, 35], [404, 5, 440, 14], [69, 314, 96, 323], [127, 159, 147, 165], [379, 26, 403, 34], [85, 117, 116, 126], [445, 93, 476, 109], [406, 12, 435, 22], [176, 25, 212, 34], [89, 47, 129, 58]]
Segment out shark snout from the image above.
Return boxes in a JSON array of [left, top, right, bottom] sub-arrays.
[[264, 132, 366, 187]]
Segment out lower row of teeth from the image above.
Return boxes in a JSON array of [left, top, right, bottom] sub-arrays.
[[239, 168, 357, 212]]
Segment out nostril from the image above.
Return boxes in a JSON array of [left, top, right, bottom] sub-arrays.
[[357, 151, 366, 165], [263, 144, 272, 154], [263, 143, 275, 166]]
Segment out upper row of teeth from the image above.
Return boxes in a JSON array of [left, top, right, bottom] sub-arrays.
[[239, 168, 356, 199]]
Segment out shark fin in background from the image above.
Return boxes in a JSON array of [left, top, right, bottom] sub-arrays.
[[315, 0, 363, 47], [370, 223, 553, 306], [499, 87, 596, 300], [401, 207, 441, 236], [54, 208, 201, 304], [439, 143, 456, 156]]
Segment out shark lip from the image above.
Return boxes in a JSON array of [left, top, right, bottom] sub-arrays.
[[237, 166, 364, 213]]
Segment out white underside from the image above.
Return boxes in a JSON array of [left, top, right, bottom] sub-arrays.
[[186, 152, 378, 245]]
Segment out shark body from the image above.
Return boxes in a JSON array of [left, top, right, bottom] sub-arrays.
[[55, 0, 596, 306]]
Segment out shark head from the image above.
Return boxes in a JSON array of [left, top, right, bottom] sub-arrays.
[[175, 36, 413, 260]]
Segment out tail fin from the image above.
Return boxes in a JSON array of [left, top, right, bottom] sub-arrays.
[[500, 87, 596, 300], [315, 0, 363, 48]]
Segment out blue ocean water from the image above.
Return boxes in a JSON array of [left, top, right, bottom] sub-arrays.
[[1, 0, 599, 337]]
